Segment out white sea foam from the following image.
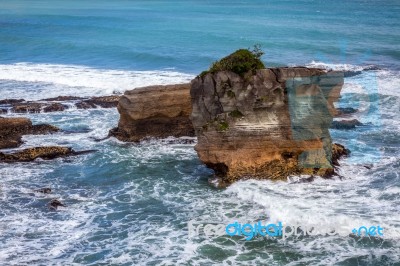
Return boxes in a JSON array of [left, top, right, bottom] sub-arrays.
[[306, 61, 372, 72], [0, 62, 398, 265], [0, 63, 194, 100], [307, 61, 400, 97]]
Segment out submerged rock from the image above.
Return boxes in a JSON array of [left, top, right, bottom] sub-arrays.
[[41, 96, 84, 101], [35, 188, 52, 194], [11, 102, 45, 113], [49, 199, 66, 210], [0, 146, 95, 163], [190, 67, 346, 184], [336, 107, 357, 116], [43, 103, 68, 112], [0, 99, 25, 105], [331, 119, 363, 130], [75, 95, 120, 109], [110, 84, 195, 142], [0, 95, 120, 114], [0, 117, 59, 149]]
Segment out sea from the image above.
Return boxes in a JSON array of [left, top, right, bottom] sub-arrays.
[[0, 0, 399, 265]]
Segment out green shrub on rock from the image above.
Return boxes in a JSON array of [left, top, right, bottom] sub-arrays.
[[200, 45, 265, 77]]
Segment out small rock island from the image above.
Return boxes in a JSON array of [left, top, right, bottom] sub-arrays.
[[111, 48, 349, 185]]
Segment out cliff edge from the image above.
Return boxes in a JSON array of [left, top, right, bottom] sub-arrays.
[[190, 67, 346, 184], [110, 84, 195, 142]]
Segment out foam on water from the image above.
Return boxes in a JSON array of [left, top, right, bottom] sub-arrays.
[[0, 63, 399, 264], [307, 61, 400, 97], [0, 63, 194, 100]]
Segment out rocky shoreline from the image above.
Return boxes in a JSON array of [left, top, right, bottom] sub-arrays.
[[107, 66, 351, 184], [0, 51, 354, 185], [0, 116, 59, 149], [0, 95, 120, 114]]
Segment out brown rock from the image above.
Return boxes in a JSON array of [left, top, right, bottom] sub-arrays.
[[75, 101, 96, 109], [110, 84, 195, 142], [41, 96, 84, 101], [76, 95, 120, 109], [0, 117, 59, 149], [332, 143, 350, 166], [0, 146, 95, 162], [43, 103, 68, 112], [0, 99, 25, 105], [11, 102, 45, 113], [190, 68, 346, 184]]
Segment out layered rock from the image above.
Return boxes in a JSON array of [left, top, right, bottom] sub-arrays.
[[110, 84, 195, 142], [0, 117, 59, 149], [190, 67, 346, 184]]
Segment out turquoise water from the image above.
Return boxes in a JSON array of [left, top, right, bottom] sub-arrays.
[[0, 1, 399, 265], [1, 0, 399, 72]]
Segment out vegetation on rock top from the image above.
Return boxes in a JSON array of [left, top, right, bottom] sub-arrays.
[[200, 45, 265, 77]]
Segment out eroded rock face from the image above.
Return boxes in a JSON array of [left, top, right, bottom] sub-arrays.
[[190, 68, 345, 184], [0, 117, 59, 149], [110, 84, 195, 142]]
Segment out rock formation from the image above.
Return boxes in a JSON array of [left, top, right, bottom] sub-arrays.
[[0, 95, 120, 113], [0, 117, 59, 149], [0, 146, 94, 163], [110, 84, 195, 142], [190, 67, 346, 184]]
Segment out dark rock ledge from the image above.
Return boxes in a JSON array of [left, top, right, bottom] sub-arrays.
[[0, 116, 59, 149], [0, 117, 95, 162], [0, 95, 120, 113], [0, 146, 94, 163]]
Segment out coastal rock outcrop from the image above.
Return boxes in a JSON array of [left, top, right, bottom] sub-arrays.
[[190, 67, 346, 184], [0, 117, 59, 149], [110, 84, 195, 142], [0, 95, 120, 113], [0, 146, 94, 163]]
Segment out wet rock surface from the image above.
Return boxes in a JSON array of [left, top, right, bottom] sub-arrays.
[[0, 117, 59, 149], [0, 146, 95, 163], [49, 199, 66, 210], [331, 119, 363, 129], [35, 188, 52, 194], [0, 95, 120, 113]]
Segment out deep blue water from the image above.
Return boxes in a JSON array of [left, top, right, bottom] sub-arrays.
[[1, 0, 400, 72], [0, 1, 399, 265]]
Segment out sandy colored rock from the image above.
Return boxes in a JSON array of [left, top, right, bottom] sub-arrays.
[[110, 84, 195, 142], [190, 68, 346, 184]]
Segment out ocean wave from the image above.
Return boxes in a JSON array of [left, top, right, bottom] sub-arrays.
[[305, 61, 400, 97], [0, 63, 194, 100], [306, 61, 381, 73]]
